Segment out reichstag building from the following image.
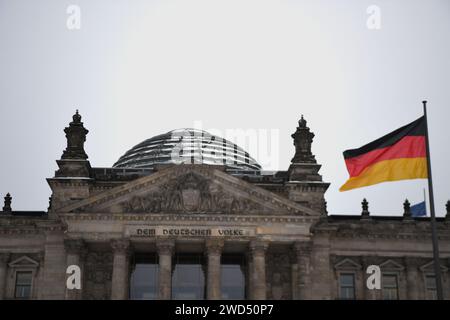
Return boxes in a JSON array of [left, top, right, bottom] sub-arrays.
[[0, 111, 449, 300]]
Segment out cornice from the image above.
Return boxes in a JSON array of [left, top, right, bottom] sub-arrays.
[[0, 228, 44, 235], [326, 230, 450, 241], [285, 182, 330, 192], [0, 218, 65, 235], [47, 178, 93, 187], [60, 212, 318, 224]]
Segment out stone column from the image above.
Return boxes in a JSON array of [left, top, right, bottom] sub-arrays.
[[361, 256, 380, 300], [156, 238, 175, 300], [250, 240, 268, 300], [64, 239, 86, 300], [35, 252, 45, 300], [289, 251, 298, 299], [206, 239, 224, 300], [40, 231, 67, 299], [294, 241, 312, 300], [246, 252, 253, 299], [0, 253, 10, 300], [111, 239, 131, 300], [405, 257, 421, 300]]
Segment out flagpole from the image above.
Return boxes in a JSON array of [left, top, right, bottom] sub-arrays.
[[423, 188, 427, 217], [423, 100, 443, 300]]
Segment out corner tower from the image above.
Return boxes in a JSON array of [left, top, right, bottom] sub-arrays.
[[287, 116, 330, 215], [47, 110, 92, 212]]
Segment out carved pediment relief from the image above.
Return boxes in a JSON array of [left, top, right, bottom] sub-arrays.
[[60, 165, 318, 216], [121, 173, 263, 214]]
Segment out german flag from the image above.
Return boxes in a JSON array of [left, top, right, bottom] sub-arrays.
[[340, 116, 428, 191]]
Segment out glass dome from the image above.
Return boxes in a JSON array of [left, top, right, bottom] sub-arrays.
[[113, 128, 261, 171]]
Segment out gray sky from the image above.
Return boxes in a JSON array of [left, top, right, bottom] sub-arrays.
[[1, 0, 449, 216]]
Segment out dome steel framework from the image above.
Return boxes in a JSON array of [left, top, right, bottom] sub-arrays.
[[113, 129, 261, 171]]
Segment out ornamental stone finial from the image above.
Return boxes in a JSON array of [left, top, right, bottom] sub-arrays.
[[291, 115, 316, 164], [361, 198, 370, 219], [445, 200, 450, 221], [3, 193, 12, 212], [73, 109, 81, 123], [403, 199, 412, 219], [61, 110, 89, 160], [299, 115, 307, 128]]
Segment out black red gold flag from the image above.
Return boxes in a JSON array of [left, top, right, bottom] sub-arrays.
[[340, 116, 427, 191]]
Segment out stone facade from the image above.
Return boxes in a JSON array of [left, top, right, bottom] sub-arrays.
[[0, 112, 449, 300]]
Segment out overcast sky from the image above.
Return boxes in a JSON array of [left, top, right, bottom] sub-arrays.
[[1, 0, 449, 216]]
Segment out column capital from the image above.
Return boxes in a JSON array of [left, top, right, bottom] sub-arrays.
[[288, 250, 297, 264], [357, 255, 371, 266], [404, 257, 421, 269], [249, 240, 269, 255], [37, 251, 46, 264], [293, 241, 312, 255], [156, 238, 175, 256], [111, 239, 130, 254], [0, 252, 10, 264], [64, 239, 86, 255], [205, 239, 224, 255]]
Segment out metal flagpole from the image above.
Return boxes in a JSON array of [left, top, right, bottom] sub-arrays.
[[423, 100, 443, 300], [423, 188, 426, 212]]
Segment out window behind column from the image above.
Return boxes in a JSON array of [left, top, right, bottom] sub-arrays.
[[382, 274, 399, 300], [130, 253, 159, 300], [425, 275, 437, 300], [172, 253, 206, 300], [14, 271, 33, 299], [221, 254, 246, 299], [338, 273, 355, 300]]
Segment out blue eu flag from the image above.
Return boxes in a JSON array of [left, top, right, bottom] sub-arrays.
[[411, 201, 426, 217]]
